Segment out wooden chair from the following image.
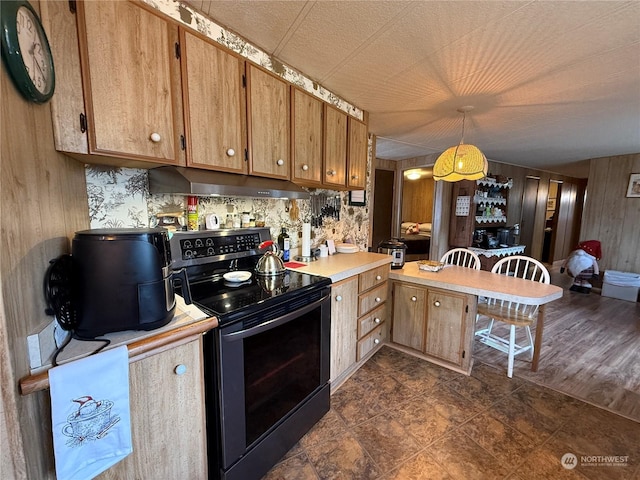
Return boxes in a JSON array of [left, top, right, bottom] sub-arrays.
[[475, 255, 550, 378], [440, 248, 481, 270]]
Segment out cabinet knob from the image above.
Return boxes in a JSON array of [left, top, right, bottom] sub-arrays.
[[174, 364, 187, 375], [302, 164, 309, 171], [335, 295, 343, 302], [434, 300, 441, 307], [226, 148, 235, 157], [374, 317, 381, 324], [374, 338, 380, 345], [374, 297, 381, 303], [352, 175, 359, 180], [376, 275, 381, 280], [327, 169, 336, 176], [277, 159, 285, 166], [149, 132, 161, 143], [411, 296, 417, 302]]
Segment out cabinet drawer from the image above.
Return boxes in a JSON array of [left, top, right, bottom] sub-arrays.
[[358, 303, 388, 339], [357, 323, 386, 360], [358, 283, 388, 316], [359, 265, 389, 293]]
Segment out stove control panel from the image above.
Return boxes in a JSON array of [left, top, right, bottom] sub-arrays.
[[170, 228, 271, 268]]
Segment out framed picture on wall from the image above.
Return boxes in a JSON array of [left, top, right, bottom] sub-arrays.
[[626, 173, 640, 197]]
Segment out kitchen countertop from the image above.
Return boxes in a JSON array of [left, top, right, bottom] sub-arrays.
[[19, 296, 215, 395], [390, 262, 563, 304], [286, 252, 392, 282]]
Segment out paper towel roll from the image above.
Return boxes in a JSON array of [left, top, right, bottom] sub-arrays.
[[302, 223, 311, 257]]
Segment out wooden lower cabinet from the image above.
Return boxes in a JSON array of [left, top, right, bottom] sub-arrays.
[[330, 276, 359, 382], [97, 339, 207, 478], [330, 264, 390, 388], [391, 282, 474, 372]]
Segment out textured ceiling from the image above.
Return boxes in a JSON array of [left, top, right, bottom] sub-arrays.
[[183, 0, 640, 177]]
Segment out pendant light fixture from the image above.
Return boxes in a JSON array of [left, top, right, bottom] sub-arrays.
[[433, 106, 488, 182]]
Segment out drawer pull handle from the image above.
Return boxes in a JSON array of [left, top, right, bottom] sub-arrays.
[[174, 364, 187, 375], [374, 317, 381, 324], [434, 301, 441, 307], [374, 297, 381, 303], [374, 338, 380, 345], [335, 295, 343, 302], [411, 296, 417, 302], [376, 275, 381, 280]]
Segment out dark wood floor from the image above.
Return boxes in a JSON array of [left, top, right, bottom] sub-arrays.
[[474, 265, 640, 422]]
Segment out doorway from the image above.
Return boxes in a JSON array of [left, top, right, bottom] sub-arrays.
[[371, 169, 395, 251], [519, 176, 540, 256]]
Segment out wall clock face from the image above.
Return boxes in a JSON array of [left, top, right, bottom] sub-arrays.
[[1, 0, 55, 103]]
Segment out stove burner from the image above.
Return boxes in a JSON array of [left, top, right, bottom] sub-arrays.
[[170, 228, 331, 326]]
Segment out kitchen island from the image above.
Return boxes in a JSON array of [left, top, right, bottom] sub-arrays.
[[389, 262, 563, 374]]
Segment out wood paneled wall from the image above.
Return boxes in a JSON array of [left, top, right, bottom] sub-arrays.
[[401, 175, 434, 224], [1, 0, 90, 475], [485, 162, 586, 260], [581, 154, 640, 272]]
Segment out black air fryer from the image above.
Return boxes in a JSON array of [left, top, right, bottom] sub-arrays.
[[69, 228, 190, 338]]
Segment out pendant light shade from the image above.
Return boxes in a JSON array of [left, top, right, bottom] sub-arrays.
[[433, 107, 488, 182]]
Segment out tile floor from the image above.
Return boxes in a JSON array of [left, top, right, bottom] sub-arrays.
[[264, 346, 640, 480]]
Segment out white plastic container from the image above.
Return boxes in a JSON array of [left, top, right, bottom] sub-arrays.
[[602, 270, 640, 302]]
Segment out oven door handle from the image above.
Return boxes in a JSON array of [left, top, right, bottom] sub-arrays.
[[221, 294, 328, 341]]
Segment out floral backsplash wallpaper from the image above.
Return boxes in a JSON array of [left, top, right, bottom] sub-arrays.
[[86, 144, 373, 253]]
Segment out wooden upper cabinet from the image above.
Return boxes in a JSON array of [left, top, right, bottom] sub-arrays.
[[323, 104, 348, 188], [180, 29, 247, 173], [246, 64, 290, 179], [76, 1, 183, 164], [291, 88, 323, 186], [347, 117, 368, 190]]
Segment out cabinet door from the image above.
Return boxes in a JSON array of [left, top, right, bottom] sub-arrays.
[[424, 289, 467, 366], [291, 88, 323, 186], [77, 1, 182, 164], [347, 117, 368, 189], [246, 64, 290, 179], [97, 340, 207, 479], [391, 283, 426, 351], [323, 105, 347, 188], [330, 276, 359, 381], [181, 29, 246, 173]]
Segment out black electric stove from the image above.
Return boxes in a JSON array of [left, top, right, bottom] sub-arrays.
[[170, 228, 331, 325]]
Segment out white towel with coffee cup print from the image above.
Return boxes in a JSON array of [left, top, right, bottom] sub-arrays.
[[49, 345, 132, 480]]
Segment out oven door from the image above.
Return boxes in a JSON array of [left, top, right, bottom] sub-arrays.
[[209, 287, 330, 476]]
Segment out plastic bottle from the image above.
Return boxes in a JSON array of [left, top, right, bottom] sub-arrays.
[[277, 227, 290, 261]]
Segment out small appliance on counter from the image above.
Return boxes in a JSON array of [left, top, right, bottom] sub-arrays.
[[378, 238, 407, 269], [44, 228, 191, 340]]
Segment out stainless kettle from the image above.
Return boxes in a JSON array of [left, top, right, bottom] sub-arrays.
[[255, 240, 286, 276]]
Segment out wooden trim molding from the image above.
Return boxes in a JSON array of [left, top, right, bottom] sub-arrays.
[[19, 316, 218, 396]]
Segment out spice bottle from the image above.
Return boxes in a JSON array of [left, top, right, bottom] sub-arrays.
[[277, 227, 290, 261]]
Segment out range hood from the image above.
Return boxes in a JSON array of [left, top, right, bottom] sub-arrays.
[[148, 166, 310, 199]]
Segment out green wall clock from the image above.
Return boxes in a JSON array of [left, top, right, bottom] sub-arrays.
[[1, 0, 55, 103]]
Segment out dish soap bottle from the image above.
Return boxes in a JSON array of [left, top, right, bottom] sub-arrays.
[[277, 227, 290, 261]]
